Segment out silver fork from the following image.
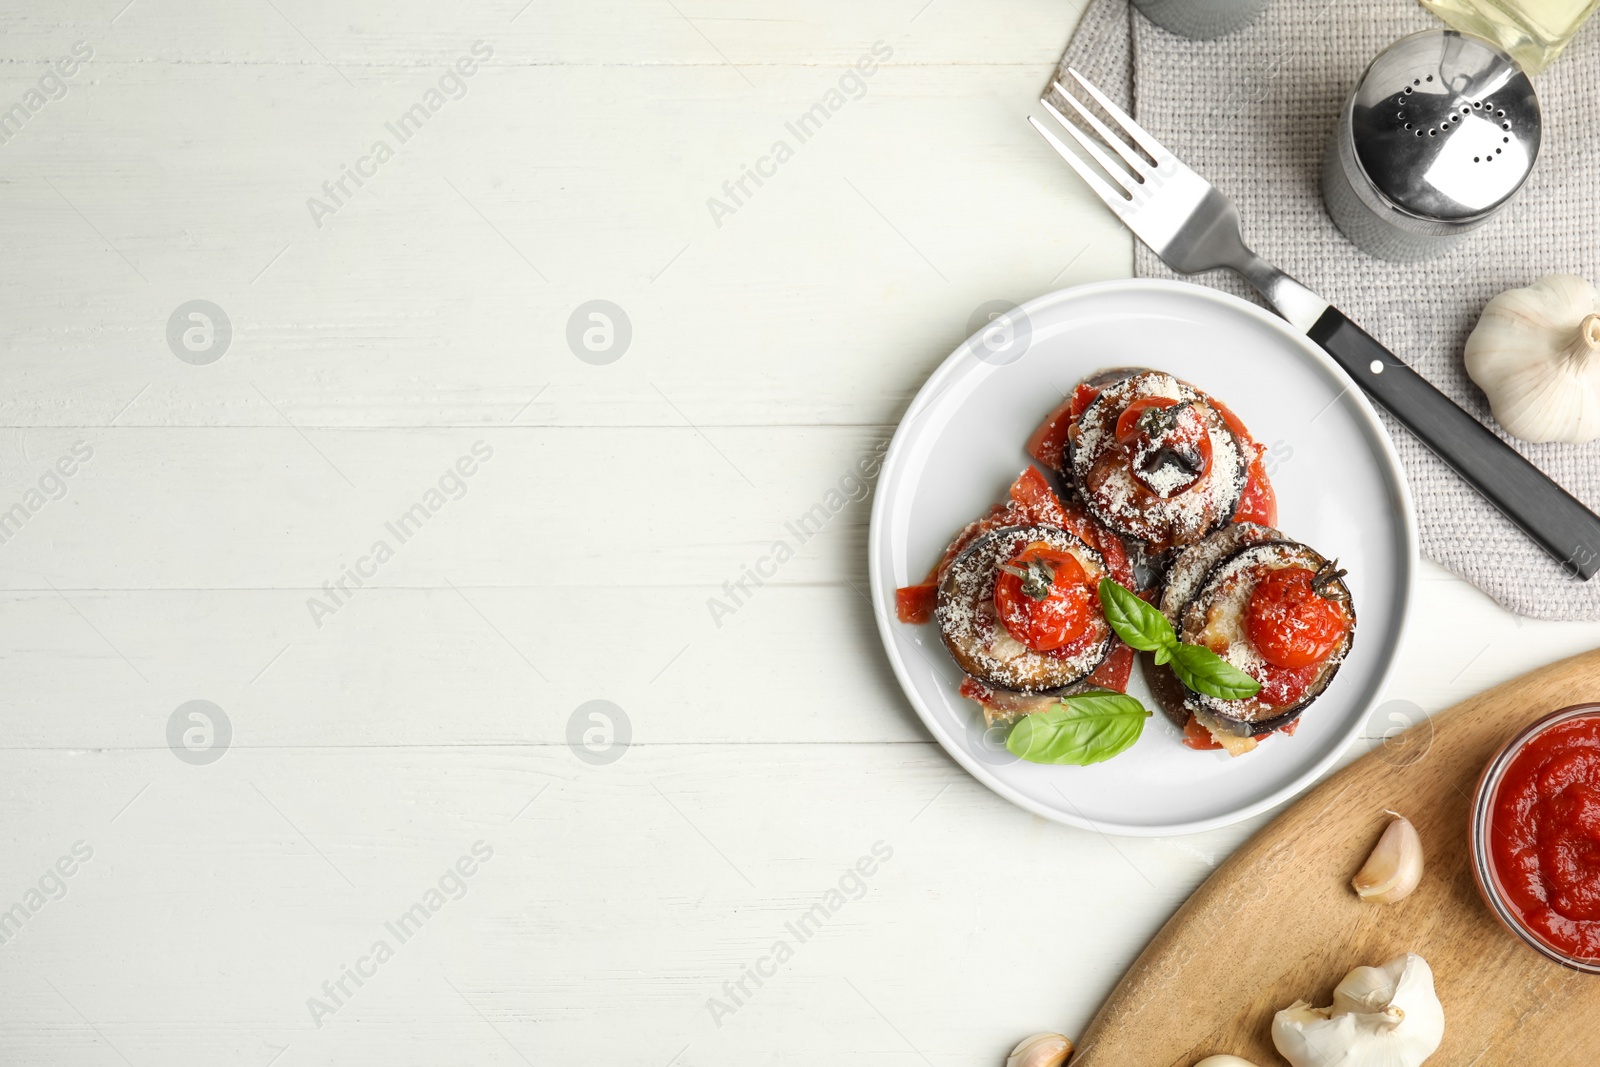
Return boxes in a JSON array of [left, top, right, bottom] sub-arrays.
[[1031, 69, 1600, 582]]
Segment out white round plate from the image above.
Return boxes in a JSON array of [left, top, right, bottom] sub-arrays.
[[869, 280, 1416, 836]]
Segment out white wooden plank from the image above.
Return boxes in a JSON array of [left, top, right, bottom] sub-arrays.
[[0, 743, 1240, 1066], [0, 33, 1126, 430], [2, 0, 1082, 66], [0, 584, 914, 746], [0, 425, 891, 589]]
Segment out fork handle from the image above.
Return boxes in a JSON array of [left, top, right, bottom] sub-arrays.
[[1306, 306, 1600, 581]]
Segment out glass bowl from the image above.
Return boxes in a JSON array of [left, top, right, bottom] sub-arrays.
[[1469, 701, 1600, 974]]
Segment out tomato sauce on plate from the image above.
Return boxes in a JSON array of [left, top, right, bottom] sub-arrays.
[[1489, 711, 1600, 961]]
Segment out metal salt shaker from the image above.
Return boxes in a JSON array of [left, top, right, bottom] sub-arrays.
[[1130, 0, 1268, 40], [1323, 29, 1541, 262]]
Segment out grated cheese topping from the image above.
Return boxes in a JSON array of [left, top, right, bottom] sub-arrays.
[[935, 524, 1112, 693], [1071, 372, 1247, 553], [1178, 541, 1354, 724], [1159, 522, 1281, 622]]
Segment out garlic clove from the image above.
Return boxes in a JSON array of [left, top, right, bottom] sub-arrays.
[[1352, 812, 1423, 903], [1192, 1057, 1265, 1066], [1005, 1032, 1072, 1067]]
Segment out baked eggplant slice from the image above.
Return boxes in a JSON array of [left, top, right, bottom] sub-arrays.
[[1144, 522, 1283, 731], [1159, 522, 1283, 624], [1066, 371, 1248, 555], [935, 523, 1113, 694], [1175, 539, 1356, 737]]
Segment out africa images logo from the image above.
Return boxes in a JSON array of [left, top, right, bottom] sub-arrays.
[[704, 840, 893, 1028], [704, 440, 886, 628], [166, 300, 232, 365], [305, 841, 495, 1028], [0, 40, 92, 148], [167, 700, 231, 766], [0, 441, 92, 547], [307, 441, 494, 629], [704, 40, 892, 228], [305, 41, 494, 229]]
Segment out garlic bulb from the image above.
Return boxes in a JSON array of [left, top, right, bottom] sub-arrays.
[[1351, 813, 1424, 904], [1464, 273, 1600, 444], [1192, 1057, 1264, 1066], [1005, 1032, 1072, 1067], [1272, 953, 1444, 1067]]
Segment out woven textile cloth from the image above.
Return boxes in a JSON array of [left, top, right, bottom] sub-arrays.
[[1056, 0, 1600, 619]]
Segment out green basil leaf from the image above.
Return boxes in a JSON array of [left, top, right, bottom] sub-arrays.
[[1096, 578, 1175, 653], [1005, 691, 1152, 766], [1168, 642, 1263, 701]]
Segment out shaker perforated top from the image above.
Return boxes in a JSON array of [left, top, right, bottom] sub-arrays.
[[1351, 30, 1540, 222]]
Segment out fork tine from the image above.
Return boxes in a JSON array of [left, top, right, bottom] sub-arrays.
[[1066, 68, 1169, 162], [1038, 97, 1144, 198], [1026, 116, 1130, 214], [1049, 82, 1148, 174]]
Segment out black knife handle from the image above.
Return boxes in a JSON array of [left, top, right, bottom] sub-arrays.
[[1308, 306, 1600, 582]]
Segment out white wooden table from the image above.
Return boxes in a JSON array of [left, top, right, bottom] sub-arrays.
[[5, 2, 1600, 1063]]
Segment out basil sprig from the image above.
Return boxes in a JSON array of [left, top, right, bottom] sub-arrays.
[[1005, 691, 1151, 766], [1096, 578, 1262, 701]]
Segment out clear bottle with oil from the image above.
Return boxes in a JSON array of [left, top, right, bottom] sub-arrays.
[[1419, 0, 1600, 72]]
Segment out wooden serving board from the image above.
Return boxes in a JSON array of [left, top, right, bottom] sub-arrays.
[[1073, 646, 1600, 1067]]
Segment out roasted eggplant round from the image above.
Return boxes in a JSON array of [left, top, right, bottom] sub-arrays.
[[1158, 522, 1283, 624], [1144, 523, 1282, 730], [934, 523, 1113, 694], [1066, 371, 1248, 555], [1174, 538, 1355, 737]]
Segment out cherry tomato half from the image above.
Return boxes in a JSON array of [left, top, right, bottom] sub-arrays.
[[993, 542, 1092, 652], [1246, 566, 1350, 669], [1254, 661, 1322, 707]]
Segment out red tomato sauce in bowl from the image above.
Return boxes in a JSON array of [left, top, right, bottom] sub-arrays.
[[1473, 703, 1600, 970]]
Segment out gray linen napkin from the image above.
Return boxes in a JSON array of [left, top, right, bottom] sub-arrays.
[[1055, 0, 1600, 620]]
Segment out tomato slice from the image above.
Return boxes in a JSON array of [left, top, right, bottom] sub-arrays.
[[1246, 566, 1350, 668], [1027, 384, 1097, 473], [1092, 520, 1134, 588], [1182, 714, 1224, 750], [1234, 454, 1278, 527], [993, 543, 1092, 652], [1086, 641, 1133, 691], [1210, 398, 1277, 527], [1069, 382, 1101, 419], [958, 676, 994, 705], [895, 583, 938, 624], [1007, 466, 1067, 527], [1210, 397, 1251, 441]]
